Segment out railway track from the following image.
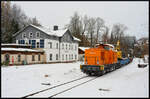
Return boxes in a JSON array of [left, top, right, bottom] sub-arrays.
[[22, 76, 99, 98], [48, 76, 98, 98], [22, 60, 132, 98]]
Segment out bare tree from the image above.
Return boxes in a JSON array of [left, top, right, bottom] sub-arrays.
[[111, 23, 127, 43], [28, 17, 42, 27], [68, 11, 81, 36], [1, 1, 12, 43], [65, 12, 90, 46], [81, 15, 89, 35], [95, 17, 105, 43], [102, 26, 109, 43], [87, 17, 96, 47], [80, 15, 89, 46], [1, 1, 42, 43]]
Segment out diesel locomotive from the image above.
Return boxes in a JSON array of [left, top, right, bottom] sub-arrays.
[[80, 41, 132, 76]]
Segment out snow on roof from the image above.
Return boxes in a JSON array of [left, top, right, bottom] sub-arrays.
[[1, 48, 44, 52], [95, 43, 114, 48], [31, 24, 81, 41], [73, 36, 81, 42], [14, 24, 80, 42], [79, 47, 90, 51], [30, 24, 68, 37], [1, 43, 31, 46], [104, 44, 115, 48], [144, 55, 149, 58], [51, 29, 69, 37]]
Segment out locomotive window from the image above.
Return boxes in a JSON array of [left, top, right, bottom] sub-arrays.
[[104, 46, 109, 50]]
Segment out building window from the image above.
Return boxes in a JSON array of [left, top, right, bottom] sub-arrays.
[[75, 54, 77, 60], [69, 44, 70, 50], [56, 43, 58, 49], [75, 45, 77, 50], [5, 54, 9, 62], [29, 40, 31, 44], [40, 39, 44, 48], [37, 42, 39, 48], [30, 32, 33, 38], [22, 33, 26, 38], [38, 54, 40, 61], [49, 42, 52, 49], [72, 54, 73, 60], [36, 32, 40, 38], [18, 40, 25, 44], [50, 54, 52, 61], [66, 54, 67, 61], [62, 43, 64, 49], [18, 55, 21, 62], [56, 54, 58, 60], [31, 40, 36, 48], [32, 55, 35, 61]]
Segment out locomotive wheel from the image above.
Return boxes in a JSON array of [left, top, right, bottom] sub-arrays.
[[103, 70, 106, 74], [112, 66, 114, 71], [110, 66, 113, 72], [108, 69, 110, 72], [113, 65, 116, 71], [97, 71, 105, 76], [88, 72, 92, 76], [106, 68, 110, 73], [88, 73, 93, 76]]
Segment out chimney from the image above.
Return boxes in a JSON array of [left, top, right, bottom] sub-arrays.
[[54, 25, 58, 31]]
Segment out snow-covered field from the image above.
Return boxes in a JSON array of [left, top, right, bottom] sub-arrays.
[[1, 58, 149, 98]]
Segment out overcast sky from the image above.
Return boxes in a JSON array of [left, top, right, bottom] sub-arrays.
[[11, 1, 149, 40]]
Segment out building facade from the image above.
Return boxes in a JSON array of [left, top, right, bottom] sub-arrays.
[[1, 44, 45, 65], [13, 24, 80, 63]]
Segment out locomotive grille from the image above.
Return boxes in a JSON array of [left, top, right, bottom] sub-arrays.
[[82, 65, 100, 71]]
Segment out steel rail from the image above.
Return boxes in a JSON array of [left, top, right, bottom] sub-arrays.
[[22, 76, 88, 98]]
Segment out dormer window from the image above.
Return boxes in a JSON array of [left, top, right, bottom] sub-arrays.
[[36, 32, 40, 38], [30, 32, 33, 38], [22, 33, 26, 38]]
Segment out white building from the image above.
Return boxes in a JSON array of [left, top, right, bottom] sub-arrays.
[[14, 24, 80, 63]]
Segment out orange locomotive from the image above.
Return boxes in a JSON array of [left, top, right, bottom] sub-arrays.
[[80, 44, 119, 76]]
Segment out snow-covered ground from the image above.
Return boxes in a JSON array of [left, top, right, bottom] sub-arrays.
[[1, 58, 149, 98]]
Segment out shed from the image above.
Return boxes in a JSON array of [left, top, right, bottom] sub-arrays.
[[78, 47, 90, 61], [1, 44, 45, 66]]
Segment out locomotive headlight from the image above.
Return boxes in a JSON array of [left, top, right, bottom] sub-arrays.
[[85, 57, 87, 64], [86, 61, 88, 64], [97, 60, 99, 64]]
